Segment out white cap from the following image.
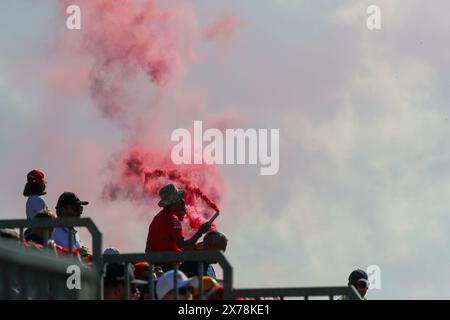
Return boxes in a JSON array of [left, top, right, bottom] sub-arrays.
[[156, 270, 198, 300]]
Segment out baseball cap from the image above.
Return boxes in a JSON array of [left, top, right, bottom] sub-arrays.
[[56, 192, 89, 209], [193, 276, 220, 297], [348, 269, 369, 286], [104, 263, 148, 286], [156, 270, 198, 300], [27, 170, 46, 184]]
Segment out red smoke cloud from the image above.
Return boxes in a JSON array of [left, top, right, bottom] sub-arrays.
[[203, 12, 241, 43], [103, 148, 223, 235], [61, 0, 196, 119], [57, 0, 236, 239]]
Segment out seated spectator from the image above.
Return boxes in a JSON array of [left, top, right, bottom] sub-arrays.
[[23, 170, 48, 220], [180, 230, 228, 279], [133, 262, 161, 300], [25, 209, 55, 246], [339, 269, 369, 300], [156, 270, 198, 300], [51, 192, 88, 250], [103, 263, 147, 300]]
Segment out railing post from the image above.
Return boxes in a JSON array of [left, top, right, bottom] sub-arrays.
[[198, 262, 204, 300], [173, 264, 179, 300], [149, 264, 155, 300]]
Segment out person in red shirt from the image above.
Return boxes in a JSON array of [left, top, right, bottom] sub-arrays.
[[145, 184, 211, 269]]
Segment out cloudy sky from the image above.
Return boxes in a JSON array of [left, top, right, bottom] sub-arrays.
[[1, 0, 450, 299]]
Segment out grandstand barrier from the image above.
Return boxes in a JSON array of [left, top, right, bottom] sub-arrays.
[[232, 286, 362, 300], [0, 218, 103, 299], [103, 251, 233, 300], [0, 218, 363, 300], [0, 236, 98, 299]]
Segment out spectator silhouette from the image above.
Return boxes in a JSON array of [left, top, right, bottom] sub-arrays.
[[339, 269, 369, 300], [51, 192, 88, 249], [180, 230, 228, 279], [23, 170, 48, 220], [145, 184, 211, 271]]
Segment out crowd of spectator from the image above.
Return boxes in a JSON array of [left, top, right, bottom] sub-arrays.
[[0, 170, 368, 300]]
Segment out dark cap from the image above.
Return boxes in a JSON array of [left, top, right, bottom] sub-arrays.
[[348, 269, 369, 285], [104, 263, 147, 286], [56, 192, 89, 209]]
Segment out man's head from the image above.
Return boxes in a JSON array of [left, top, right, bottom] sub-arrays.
[[203, 231, 228, 252], [156, 270, 197, 300], [32, 209, 56, 239], [55, 192, 89, 218], [103, 263, 147, 300], [348, 269, 369, 298], [158, 184, 186, 220], [202, 231, 228, 264]]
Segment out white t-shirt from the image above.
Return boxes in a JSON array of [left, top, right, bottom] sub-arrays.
[[26, 195, 48, 220]]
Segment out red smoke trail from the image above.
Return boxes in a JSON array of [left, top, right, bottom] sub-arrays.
[[103, 149, 223, 235]]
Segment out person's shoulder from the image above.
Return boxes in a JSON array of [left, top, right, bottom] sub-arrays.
[[28, 195, 47, 206]]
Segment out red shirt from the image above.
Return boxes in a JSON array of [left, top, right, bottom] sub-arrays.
[[146, 209, 184, 253]]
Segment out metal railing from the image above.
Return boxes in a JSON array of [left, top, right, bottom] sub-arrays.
[[232, 285, 363, 300], [0, 218, 364, 301], [0, 218, 103, 298], [103, 251, 233, 300], [0, 236, 98, 299]]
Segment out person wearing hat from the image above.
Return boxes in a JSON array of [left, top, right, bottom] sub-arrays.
[[23, 170, 48, 220], [104, 262, 148, 300], [145, 184, 211, 265], [339, 269, 370, 300], [51, 192, 89, 250], [156, 270, 198, 300]]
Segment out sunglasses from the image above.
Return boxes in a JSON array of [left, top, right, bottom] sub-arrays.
[[70, 205, 83, 212]]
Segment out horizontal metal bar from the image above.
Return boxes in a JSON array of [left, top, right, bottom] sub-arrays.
[[0, 217, 95, 229], [102, 251, 225, 263], [0, 238, 97, 282], [232, 286, 357, 298]]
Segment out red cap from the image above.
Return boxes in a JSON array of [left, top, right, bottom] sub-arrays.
[[134, 262, 150, 278], [27, 170, 45, 184]]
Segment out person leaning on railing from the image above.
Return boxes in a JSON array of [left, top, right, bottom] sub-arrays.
[[180, 230, 228, 280], [145, 184, 211, 271], [24, 209, 55, 246], [339, 269, 369, 300]]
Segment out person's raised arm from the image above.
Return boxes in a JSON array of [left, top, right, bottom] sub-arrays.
[[176, 222, 211, 251]]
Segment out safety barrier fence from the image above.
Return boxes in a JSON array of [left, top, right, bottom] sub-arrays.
[[0, 218, 362, 300], [0, 236, 98, 299], [232, 286, 362, 300], [103, 251, 233, 300], [0, 218, 103, 298]]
